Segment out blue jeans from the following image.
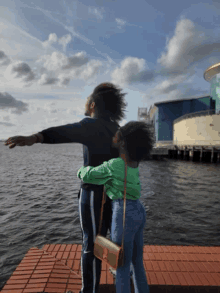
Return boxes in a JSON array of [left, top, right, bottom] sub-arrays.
[[111, 199, 150, 293], [78, 188, 149, 293]]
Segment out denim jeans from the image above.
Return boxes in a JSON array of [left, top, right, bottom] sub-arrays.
[[111, 199, 150, 293], [78, 188, 149, 293]]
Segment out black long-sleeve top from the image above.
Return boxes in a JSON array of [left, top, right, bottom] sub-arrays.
[[39, 116, 120, 191]]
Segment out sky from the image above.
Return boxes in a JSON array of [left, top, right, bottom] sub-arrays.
[[1, 0, 220, 140]]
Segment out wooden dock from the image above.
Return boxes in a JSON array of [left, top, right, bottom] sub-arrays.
[[1, 244, 219, 293]]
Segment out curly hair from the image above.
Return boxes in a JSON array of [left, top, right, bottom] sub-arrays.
[[120, 121, 155, 162], [90, 82, 128, 124]]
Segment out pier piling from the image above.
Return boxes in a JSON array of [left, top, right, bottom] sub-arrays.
[[151, 145, 220, 163]]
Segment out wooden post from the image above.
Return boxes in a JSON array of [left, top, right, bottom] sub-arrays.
[[211, 147, 214, 163], [200, 147, 203, 162], [217, 152, 220, 163], [192, 146, 194, 162], [184, 146, 187, 160]]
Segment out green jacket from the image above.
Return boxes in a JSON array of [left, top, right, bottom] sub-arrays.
[[77, 157, 141, 200]]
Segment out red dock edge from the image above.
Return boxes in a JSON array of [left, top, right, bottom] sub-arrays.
[[1, 244, 220, 293]]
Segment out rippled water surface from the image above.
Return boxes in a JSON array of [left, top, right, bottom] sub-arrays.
[[1, 142, 220, 288]]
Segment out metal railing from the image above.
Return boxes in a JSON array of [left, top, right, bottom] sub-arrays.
[[173, 109, 216, 124]]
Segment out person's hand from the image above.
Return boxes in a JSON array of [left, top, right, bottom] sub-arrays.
[[4, 135, 36, 149]]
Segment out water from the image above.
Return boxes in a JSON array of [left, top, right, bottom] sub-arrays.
[[1, 142, 220, 289]]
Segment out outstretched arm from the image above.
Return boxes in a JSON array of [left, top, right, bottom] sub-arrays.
[[4, 117, 93, 148], [4, 133, 44, 149]]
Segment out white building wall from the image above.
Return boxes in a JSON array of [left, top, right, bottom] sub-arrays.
[[210, 73, 220, 113], [173, 114, 220, 146]]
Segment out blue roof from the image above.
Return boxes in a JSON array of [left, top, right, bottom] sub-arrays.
[[154, 95, 210, 106]]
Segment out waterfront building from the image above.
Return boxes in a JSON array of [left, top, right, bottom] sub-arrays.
[[204, 61, 220, 114], [137, 62, 220, 148], [138, 96, 216, 147]]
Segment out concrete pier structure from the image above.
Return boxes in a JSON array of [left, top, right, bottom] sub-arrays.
[[150, 145, 220, 163]]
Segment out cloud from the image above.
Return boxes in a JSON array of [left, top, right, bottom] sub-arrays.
[[157, 19, 197, 72], [4, 61, 35, 86], [60, 60, 102, 82], [36, 52, 102, 85], [42, 33, 58, 48], [77, 60, 103, 80], [88, 7, 104, 20], [38, 74, 59, 85], [111, 57, 146, 85], [0, 51, 11, 66], [129, 69, 156, 83], [156, 18, 218, 76], [151, 75, 187, 95], [136, 17, 218, 104], [57, 74, 70, 86], [143, 74, 209, 104], [115, 18, 142, 29], [38, 73, 70, 87], [37, 52, 67, 71], [58, 34, 72, 52], [0, 121, 15, 126], [62, 52, 89, 69], [111, 17, 220, 87], [115, 18, 127, 29], [43, 33, 72, 52], [0, 92, 29, 114], [111, 16, 219, 102], [37, 51, 88, 71]]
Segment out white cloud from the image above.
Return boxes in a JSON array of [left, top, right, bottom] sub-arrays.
[[36, 53, 102, 85], [43, 33, 72, 52], [111, 17, 218, 103], [157, 18, 218, 75], [37, 52, 67, 71], [58, 34, 72, 52], [0, 92, 29, 114], [152, 75, 187, 95], [110, 18, 220, 87], [42, 33, 58, 48], [88, 7, 104, 20], [111, 57, 146, 85], [143, 74, 209, 104], [136, 17, 217, 104], [0, 121, 15, 126], [115, 18, 143, 29], [77, 60, 103, 81], [66, 108, 77, 115], [158, 19, 197, 71], [57, 74, 70, 87], [116, 18, 126, 28], [37, 51, 89, 72], [3, 115, 10, 121]]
